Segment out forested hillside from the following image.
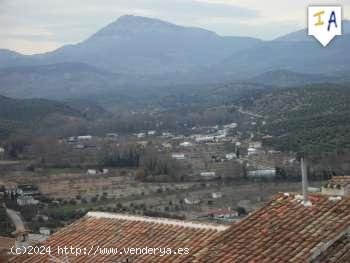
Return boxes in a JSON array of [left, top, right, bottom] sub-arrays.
[[240, 84, 350, 154], [0, 95, 82, 139]]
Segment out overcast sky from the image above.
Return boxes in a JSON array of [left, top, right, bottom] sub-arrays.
[[0, 0, 349, 54]]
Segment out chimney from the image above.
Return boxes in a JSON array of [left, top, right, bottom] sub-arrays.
[[301, 157, 312, 206]]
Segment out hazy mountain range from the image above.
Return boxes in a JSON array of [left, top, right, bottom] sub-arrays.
[[0, 15, 350, 99]]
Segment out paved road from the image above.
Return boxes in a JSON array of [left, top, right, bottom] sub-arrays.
[[6, 208, 25, 232]]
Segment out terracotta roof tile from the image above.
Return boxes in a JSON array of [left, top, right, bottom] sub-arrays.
[[194, 193, 350, 263], [9, 193, 350, 263], [9, 212, 227, 263]]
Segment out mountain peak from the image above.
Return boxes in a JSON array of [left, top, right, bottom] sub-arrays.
[[115, 15, 172, 26], [89, 15, 215, 39]]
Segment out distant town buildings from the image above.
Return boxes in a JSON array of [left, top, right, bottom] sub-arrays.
[[322, 176, 350, 197]]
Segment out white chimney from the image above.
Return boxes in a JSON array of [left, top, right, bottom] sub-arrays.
[[301, 157, 312, 206]]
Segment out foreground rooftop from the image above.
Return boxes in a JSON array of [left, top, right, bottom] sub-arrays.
[[10, 193, 350, 263]]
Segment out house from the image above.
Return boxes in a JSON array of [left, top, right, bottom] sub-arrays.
[[147, 130, 156, 136], [17, 195, 39, 206], [247, 147, 257, 156], [322, 176, 350, 197], [200, 172, 216, 178], [77, 135, 92, 140], [207, 208, 239, 220], [10, 212, 227, 263], [9, 194, 350, 262], [179, 142, 193, 147], [184, 197, 201, 205], [225, 153, 237, 160], [86, 169, 97, 175], [195, 135, 215, 143], [211, 192, 223, 199], [162, 132, 173, 137], [171, 153, 186, 160], [249, 141, 262, 149], [39, 227, 50, 236], [136, 132, 146, 138], [247, 168, 276, 178]]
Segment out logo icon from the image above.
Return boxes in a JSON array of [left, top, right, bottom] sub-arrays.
[[308, 6, 342, 46]]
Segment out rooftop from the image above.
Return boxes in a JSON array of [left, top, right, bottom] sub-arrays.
[[195, 193, 350, 262], [10, 193, 350, 262], [10, 212, 227, 263]]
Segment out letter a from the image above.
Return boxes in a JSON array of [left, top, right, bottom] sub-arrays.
[[328, 11, 338, 31]]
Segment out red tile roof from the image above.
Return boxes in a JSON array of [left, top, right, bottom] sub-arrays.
[[194, 193, 350, 263], [9, 212, 227, 263], [9, 193, 350, 263], [0, 236, 15, 251]]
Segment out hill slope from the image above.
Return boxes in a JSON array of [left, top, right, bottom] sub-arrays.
[[238, 84, 350, 154], [0, 95, 83, 139]]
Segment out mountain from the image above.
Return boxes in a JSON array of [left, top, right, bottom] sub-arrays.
[[0, 62, 130, 99], [212, 32, 350, 80], [0, 15, 261, 75], [274, 20, 350, 42], [0, 15, 349, 100]]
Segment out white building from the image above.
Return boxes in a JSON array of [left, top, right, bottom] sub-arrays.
[[77, 135, 92, 140], [184, 198, 200, 205], [0, 147, 5, 153], [39, 227, 51, 236], [172, 153, 186, 160], [87, 169, 97, 175], [247, 169, 276, 178], [180, 142, 193, 147], [147, 130, 156, 136], [249, 142, 262, 149], [225, 153, 237, 160], [17, 196, 39, 206], [136, 133, 146, 138], [247, 147, 257, 156], [211, 192, 223, 199], [195, 135, 215, 143], [200, 172, 216, 178], [162, 132, 173, 138]]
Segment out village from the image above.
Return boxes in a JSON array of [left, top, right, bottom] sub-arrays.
[[0, 113, 327, 258]]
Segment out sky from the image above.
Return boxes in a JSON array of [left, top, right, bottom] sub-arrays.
[[0, 0, 349, 54]]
